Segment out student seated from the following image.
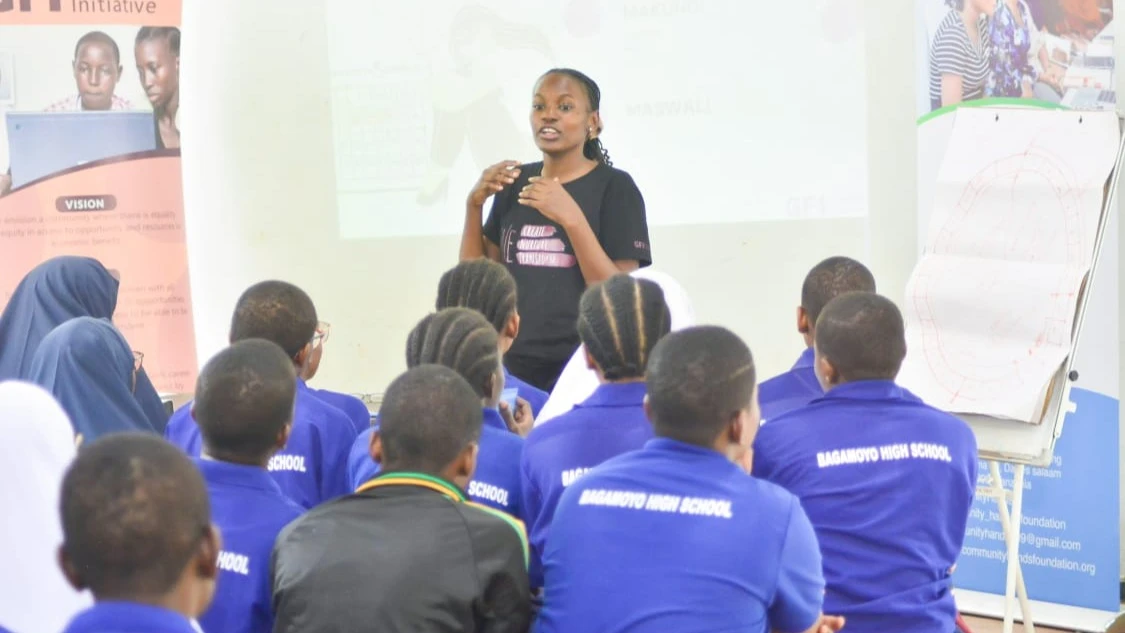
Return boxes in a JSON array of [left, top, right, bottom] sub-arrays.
[[753, 292, 977, 633], [436, 258, 548, 416], [521, 273, 670, 589], [537, 326, 838, 633], [349, 308, 526, 517], [28, 317, 159, 442], [272, 365, 531, 633], [758, 256, 875, 422], [0, 256, 167, 430], [302, 320, 372, 435], [0, 382, 90, 633], [165, 281, 356, 509], [57, 434, 220, 633], [192, 339, 304, 633]]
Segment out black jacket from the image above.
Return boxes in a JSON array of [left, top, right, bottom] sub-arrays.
[[271, 471, 531, 633]]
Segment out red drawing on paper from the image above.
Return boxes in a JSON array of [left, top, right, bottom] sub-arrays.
[[908, 149, 1089, 411]]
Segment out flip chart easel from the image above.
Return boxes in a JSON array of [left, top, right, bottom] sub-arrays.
[[951, 116, 1125, 633]]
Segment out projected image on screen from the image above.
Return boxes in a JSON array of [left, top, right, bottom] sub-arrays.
[[326, 0, 868, 240]]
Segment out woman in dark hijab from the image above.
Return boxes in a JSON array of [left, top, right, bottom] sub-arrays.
[[0, 256, 168, 431], [27, 317, 156, 442]]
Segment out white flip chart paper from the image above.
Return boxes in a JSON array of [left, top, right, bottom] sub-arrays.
[[899, 108, 1118, 422]]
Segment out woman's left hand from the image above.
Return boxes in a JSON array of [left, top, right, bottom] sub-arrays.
[[518, 176, 582, 227]]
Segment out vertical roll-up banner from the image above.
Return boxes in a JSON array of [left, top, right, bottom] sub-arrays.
[[0, 0, 195, 393], [916, 0, 1119, 628]]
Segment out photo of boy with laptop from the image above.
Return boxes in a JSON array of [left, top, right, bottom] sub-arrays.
[[0, 25, 181, 196]]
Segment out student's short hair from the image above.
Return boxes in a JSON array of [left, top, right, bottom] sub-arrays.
[[195, 339, 297, 461], [406, 308, 499, 399], [578, 274, 671, 380], [815, 292, 906, 382], [645, 326, 756, 446], [135, 26, 180, 56], [378, 365, 483, 473], [436, 259, 517, 333], [60, 433, 210, 597], [229, 281, 317, 359], [801, 256, 876, 328], [74, 31, 120, 66]]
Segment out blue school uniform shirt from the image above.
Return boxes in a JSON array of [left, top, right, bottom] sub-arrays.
[[61, 603, 196, 633], [348, 408, 524, 518], [195, 459, 302, 633], [505, 368, 548, 417], [164, 380, 354, 509], [758, 347, 822, 422], [537, 438, 824, 633], [309, 387, 371, 435], [520, 382, 651, 588], [752, 380, 978, 633]]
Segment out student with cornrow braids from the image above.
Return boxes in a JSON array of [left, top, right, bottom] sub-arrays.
[[519, 273, 671, 590], [436, 258, 549, 416], [348, 308, 526, 519], [461, 68, 653, 393]]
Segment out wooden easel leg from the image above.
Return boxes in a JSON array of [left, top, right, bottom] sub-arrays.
[[988, 461, 1036, 633]]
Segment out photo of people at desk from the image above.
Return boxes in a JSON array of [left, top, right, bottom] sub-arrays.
[[0, 25, 181, 196], [920, 0, 1114, 113]]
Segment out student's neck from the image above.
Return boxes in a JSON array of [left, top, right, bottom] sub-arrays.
[[94, 588, 197, 620], [962, 4, 982, 23], [201, 450, 269, 469], [542, 152, 595, 182], [597, 376, 645, 386], [827, 376, 893, 390], [382, 464, 462, 486]]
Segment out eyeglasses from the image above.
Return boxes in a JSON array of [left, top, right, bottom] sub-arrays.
[[311, 321, 331, 347], [131, 351, 144, 395]]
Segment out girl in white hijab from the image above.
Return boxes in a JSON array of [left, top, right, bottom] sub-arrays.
[[0, 382, 90, 633], [535, 268, 696, 425]]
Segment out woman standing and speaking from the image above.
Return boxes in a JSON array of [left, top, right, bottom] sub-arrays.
[[459, 68, 651, 393]]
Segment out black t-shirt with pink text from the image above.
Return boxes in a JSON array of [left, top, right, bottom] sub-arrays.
[[483, 161, 651, 370]]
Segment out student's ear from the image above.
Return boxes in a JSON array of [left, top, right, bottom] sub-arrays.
[[274, 422, 292, 452], [293, 343, 313, 373], [797, 306, 810, 335], [58, 545, 86, 592], [483, 370, 502, 406], [190, 524, 221, 618], [814, 350, 840, 391], [583, 346, 597, 371], [588, 111, 603, 138], [642, 395, 654, 425], [369, 430, 384, 465], [197, 524, 221, 582], [446, 441, 479, 490], [725, 409, 756, 470], [504, 312, 520, 341]]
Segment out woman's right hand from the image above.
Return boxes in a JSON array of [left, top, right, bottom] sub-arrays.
[[468, 160, 521, 208]]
